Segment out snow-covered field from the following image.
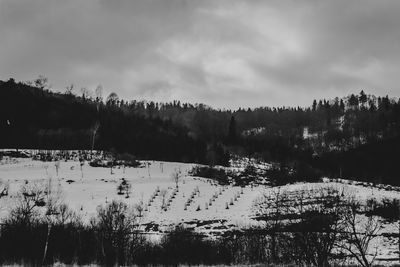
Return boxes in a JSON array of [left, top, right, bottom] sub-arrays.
[[0, 152, 399, 264], [0, 156, 261, 233]]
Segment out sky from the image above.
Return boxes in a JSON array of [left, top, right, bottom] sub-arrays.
[[1, 0, 400, 109]]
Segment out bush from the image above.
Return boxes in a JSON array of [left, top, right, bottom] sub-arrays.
[[189, 165, 230, 185], [115, 153, 141, 167], [94, 200, 139, 265], [90, 153, 141, 168], [89, 158, 111, 167], [160, 226, 221, 265], [266, 161, 322, 186], [366, 197, 400, 221]]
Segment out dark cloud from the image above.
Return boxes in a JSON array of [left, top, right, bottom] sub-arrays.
[[0, 0, 399, 108]]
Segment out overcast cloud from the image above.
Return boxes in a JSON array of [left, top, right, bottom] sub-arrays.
[[1, 0, 399, 109]]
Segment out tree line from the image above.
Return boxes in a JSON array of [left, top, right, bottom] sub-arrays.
[[0, 78, 225, 165], [1, 77, 400, 184]]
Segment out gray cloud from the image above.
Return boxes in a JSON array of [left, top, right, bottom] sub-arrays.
[[0, 0, 399, 109]]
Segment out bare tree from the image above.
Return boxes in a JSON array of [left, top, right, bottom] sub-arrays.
[[256, 188, 289, 263], [160, 189, 168, 210], [292, 187, 345, 267], [79, 158, 84, 179], [92, 85, 103, 153], [52, 203, 80, 226], [90, 121, 100, 154], [54, 160, 60, 177], [338, 197, 382, 267], [96, 200, 138, 265], [6, 178, 64, 265], [42, 177, 64, 265], [171, 168, 182, 188], [124, 182, 132, 198], [256, 186, 347, 266], [80, 87, 92, 99], [65, 83, 74, 95], [34, 75, 50, 90], [8, 181, 48, 226], [134, 201, 144, 218]]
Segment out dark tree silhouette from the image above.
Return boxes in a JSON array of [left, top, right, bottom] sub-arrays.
[[228, 115, 237, 143]]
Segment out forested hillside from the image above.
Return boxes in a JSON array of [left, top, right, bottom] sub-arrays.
[[0, 79, 211, 164], [1, 78, 399, 184]]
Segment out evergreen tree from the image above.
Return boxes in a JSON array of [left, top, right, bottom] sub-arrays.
[[312, 100, 317, 111], [349, 94, 359, 108], [340, 99, 345, 112], [359, 90, 367, 108], [228, 116, 237, 143]]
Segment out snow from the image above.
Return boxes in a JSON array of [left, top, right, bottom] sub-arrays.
[[0, 153, 399, 264], [0, 157, 259, 231]]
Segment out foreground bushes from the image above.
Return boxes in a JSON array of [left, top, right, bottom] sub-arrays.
[[0, 222, 272, 266], [0, 221, 224, 266], [0, 189, 394, 266], [0, 223, 97, 265]]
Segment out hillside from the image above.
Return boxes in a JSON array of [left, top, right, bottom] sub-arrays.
[[0, 151, 399, 265], [1, 78, 400, 185], [0, 79, 210, 164]]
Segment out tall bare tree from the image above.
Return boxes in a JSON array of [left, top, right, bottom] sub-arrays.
[[96, 200, 138, 265], [256, 188, 289, 263], [91, 121, 100, 153], [292, 187, 345, 267], [338, 198, 381, 267]]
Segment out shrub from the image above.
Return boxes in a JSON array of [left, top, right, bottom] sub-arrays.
[[189, 166, 230, 185]]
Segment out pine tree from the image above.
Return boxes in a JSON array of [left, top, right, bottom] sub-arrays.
[[340, 99, 345, 112], [359, 90, 367, 107], [228, 115, 237, 143], [312, 100, 317, 111], [349, 94, 359, 108]]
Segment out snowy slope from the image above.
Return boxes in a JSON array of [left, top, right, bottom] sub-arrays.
[[0, 153, 399, 263]]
